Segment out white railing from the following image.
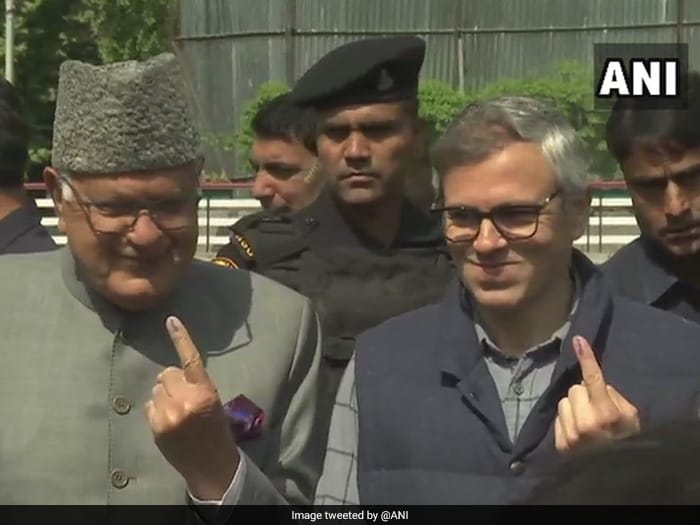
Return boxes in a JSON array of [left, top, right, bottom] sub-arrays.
[[579, 196, 640, 251], [34, 194, 640, 255]]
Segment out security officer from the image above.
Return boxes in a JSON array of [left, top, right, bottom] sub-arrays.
[[0, 77, 56, 254], [601, 71, 700, 324], [214, 36, 454, 431], [240, 92, 323, 215], [212, 92, 323, 270]]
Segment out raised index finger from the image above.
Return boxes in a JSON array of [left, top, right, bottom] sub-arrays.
[[573, 335, 610, 404], [166, 316, 210, 384]]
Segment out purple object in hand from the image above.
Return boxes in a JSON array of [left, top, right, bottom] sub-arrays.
[[223, 394, 265, 442]]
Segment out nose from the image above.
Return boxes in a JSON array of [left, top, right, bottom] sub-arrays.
[[472, 219, 508, 254], [252, 171, 276, 201], [344, 132, 370, 163], [664, 181, 690, 218], [127, 212, 166, 246]]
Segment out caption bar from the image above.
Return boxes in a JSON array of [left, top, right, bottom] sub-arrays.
[[292, 509, 409, 522]]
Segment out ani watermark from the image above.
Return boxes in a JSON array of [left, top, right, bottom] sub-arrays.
[[594, 43, 689, 110]]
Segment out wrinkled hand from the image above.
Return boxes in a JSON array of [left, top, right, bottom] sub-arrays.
[[554, 335, 640, 453], [145, 315, 239, 500]]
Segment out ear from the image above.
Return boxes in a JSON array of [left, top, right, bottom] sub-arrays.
[[43, 167, 67, 233], [193, 156, 205, 181], [412, 118, 428, 156], [569, 188, 592, 240]]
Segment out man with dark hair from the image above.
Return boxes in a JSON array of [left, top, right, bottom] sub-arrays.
[[0, 77, 56, 254], [247, 92, 322, 213], [601, 71, 700, 324], [312, 96, 700, 506], [214, 36, 453, 446], [212, 93, 322, 270]]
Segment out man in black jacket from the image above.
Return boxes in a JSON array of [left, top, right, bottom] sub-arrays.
[[314, 95, 700, 506], [601, 71, 700, 324], [214, 36, 453, 439], [0, 78, 56, 255]]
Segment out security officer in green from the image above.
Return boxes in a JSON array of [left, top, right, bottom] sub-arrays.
[[215, 36, 454, 433]]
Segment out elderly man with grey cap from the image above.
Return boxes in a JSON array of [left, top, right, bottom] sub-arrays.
[[0, 53, 324, 509]]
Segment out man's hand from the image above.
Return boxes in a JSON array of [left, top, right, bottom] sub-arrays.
[[554, 335, 640, 453], [145, 315, 239, 500]]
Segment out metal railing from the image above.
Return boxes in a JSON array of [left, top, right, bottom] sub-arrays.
[[24, 181, 639, 255]]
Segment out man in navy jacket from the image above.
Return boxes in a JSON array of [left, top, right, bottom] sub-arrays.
[[0, 78, 56, 255], [314, 96, 700, 505], [601, 72, 700, 325]]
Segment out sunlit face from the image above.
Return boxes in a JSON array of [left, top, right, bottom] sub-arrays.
[[621, 144, 700, 260], [441, 142, 589, 312], [44, 163, 201, 312], [316, 102, 418, 205], [250, 137, 319, 213]]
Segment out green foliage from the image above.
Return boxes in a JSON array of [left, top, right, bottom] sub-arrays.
[[470, 61, 618, 180], [204, 81, 290, 174], [201, 170, 233, 182], [228, 62, 618, 179], [79, 0, 175, 62], [6, 0, 618, 185], [417, 80, 471, 142], [4, 0, 101, 181], [234, 81, 291, 157], [414, 62, 620, 180], [28, 146, 51, 167], [231, 62, 618, 179], [2, 0, 175, 181]]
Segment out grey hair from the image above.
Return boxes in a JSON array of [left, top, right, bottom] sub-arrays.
[[55, 170, 75, 202], [431, 96, 589, 201]]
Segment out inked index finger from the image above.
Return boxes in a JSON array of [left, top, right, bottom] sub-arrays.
[[166, 316, 210, 384], [573, 335, 610, 404]]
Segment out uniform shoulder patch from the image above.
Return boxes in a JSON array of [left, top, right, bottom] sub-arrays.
[[233, 209, 285, 231], [233, 233, 255, 260], [211, 256, 239, 269], [213, 230, 257, 269]]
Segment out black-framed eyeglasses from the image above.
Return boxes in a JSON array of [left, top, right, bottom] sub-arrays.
[[59, 174, 202, 235], [431, 189, 561, 243]]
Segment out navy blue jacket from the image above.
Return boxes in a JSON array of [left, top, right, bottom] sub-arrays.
[[355, 251, 700, 505], [0, 202, 57, 255], [601, 236, 700, 325]]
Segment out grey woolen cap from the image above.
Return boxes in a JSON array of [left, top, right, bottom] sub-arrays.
[[51, 52, 202, 174]]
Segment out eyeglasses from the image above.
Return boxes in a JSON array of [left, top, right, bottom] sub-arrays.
[[59, 174, 202, 235], [432, 189, 561, 243]]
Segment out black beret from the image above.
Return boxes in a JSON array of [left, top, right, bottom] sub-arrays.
[[290, 36, 426, 110]]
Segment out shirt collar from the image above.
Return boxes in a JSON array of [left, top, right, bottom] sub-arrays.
[[298, 189, 445, 250], [471, 266, 581, 358], [631, 236, 684, 305], [440, 250, 612, 382], [60, 246, 124, 330], [60, 247, 253, 355], [60, 246, 182, 328]]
